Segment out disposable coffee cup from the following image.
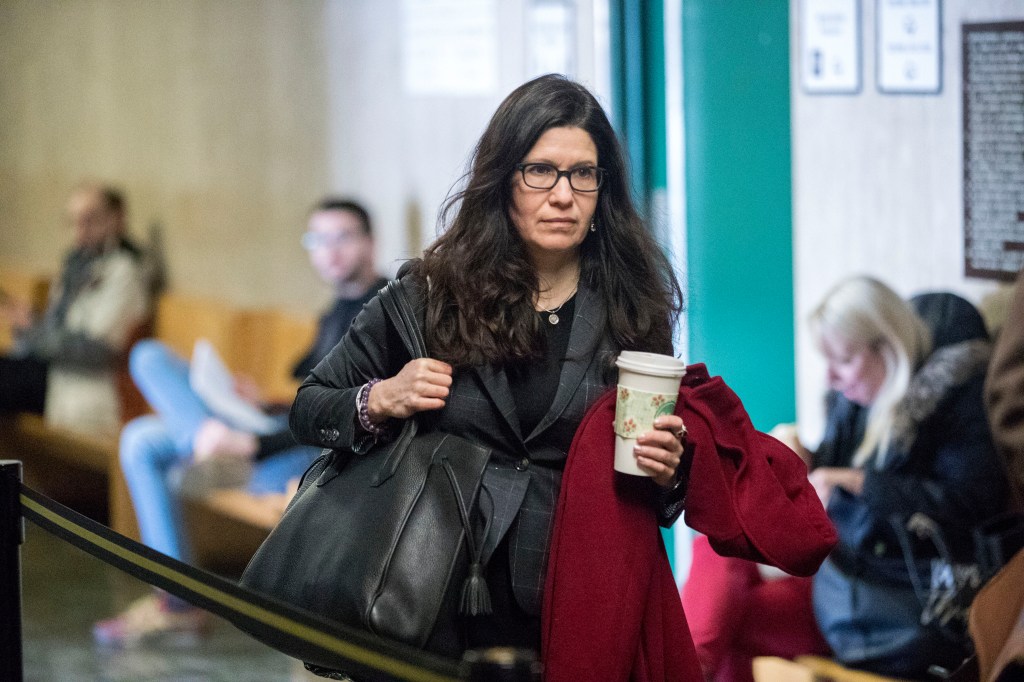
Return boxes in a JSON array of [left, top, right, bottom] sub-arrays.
[[613, 351, 687, 476]]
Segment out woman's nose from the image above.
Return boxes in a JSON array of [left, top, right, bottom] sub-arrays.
[[548, 176, 574, 203]]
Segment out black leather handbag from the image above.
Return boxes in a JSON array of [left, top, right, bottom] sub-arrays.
[[893, 511, 1024, 651], [240, 279, 492, 657]]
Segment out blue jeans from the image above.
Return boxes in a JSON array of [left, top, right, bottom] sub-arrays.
[[120, 339, 317, 562]]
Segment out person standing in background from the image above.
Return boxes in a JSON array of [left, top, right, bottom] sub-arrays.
[[0, 182, 151, 436]]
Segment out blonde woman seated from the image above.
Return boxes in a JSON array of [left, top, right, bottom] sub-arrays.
[[683, 276, 1010, 680]]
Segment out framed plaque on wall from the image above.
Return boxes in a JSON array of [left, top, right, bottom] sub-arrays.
[[962, 21, 1024, 282]]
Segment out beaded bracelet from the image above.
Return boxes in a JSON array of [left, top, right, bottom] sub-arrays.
[[357, 378, 385, 437]]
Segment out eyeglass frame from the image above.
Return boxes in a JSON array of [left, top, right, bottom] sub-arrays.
[[300, 231, 364, 251], [514, 163, 606, 193]]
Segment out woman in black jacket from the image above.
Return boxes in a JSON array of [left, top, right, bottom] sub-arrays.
[[288, 74, 688, 656], [803, 276, 1008, 678]]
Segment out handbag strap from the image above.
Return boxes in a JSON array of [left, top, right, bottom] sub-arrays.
[[377, 277, 494, 616], [367, 279, 425, 484], [892, 512, 984, 642], [378, 279, 427, 361]]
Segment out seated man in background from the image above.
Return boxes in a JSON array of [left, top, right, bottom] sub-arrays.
[[0, 182, 151, 436], [93, 197, 387, 647]]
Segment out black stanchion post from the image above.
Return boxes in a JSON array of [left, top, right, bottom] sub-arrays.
[[462, 647, 542, 681], [0, 460, 24, 682]]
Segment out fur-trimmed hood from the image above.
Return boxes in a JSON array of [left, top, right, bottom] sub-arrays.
[[886, 337, 992, 460], [878, 291, 994, 465]]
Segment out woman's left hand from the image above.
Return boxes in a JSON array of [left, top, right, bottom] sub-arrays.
[[635, 415, 687, 488], [808, 466, 865, 504]]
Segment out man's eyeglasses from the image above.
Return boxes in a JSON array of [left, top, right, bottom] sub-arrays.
[[301, 231, 360, 251], [515, 163, 606, 192]]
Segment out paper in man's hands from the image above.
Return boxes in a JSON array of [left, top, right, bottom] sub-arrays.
[[189, 339, 279, 435]]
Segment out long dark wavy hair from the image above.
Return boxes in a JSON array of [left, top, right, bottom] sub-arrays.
[[412, 74, 682, 368]]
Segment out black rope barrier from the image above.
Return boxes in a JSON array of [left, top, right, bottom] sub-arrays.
[[1, 462, 541, 682]]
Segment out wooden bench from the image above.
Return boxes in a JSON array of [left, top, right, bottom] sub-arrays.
[[153, 291, 315, 406], [136, 292, 316, 571], [752, 656, 909, 682], [0, 412, 119, 524], [183, 488, 291, 574], [1, 269, 316, 573], [0, 268, 51, 350]]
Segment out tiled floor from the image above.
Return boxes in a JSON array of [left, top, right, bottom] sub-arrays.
[[19, 521, 315, 681]]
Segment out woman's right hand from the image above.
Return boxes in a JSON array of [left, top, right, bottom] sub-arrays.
[[367, 358, 453, 422]]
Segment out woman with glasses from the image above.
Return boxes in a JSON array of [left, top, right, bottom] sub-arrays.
[[291, 73, 686, 652], [290, 75, 833, 675]]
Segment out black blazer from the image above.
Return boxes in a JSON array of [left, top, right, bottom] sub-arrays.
[[289, 273, 620, 615]]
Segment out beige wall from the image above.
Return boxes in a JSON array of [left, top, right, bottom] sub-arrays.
[[0, 0, 606, 314], [0, 0, 335, 311], [790, 0, 1023, 443]]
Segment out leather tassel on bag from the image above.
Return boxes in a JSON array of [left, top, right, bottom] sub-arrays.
[[460, 562, 493, 616], [442, 457, 492, 617]]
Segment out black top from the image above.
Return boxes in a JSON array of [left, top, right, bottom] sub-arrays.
[[292, 277, 390, 379], [508, 295, 576, 438], [255, 277, 389, 460], [289, 273, 682, 615]]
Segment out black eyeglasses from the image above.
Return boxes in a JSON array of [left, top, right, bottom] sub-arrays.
[[301, 231, 361, 251], [515, 163, 606, 192]]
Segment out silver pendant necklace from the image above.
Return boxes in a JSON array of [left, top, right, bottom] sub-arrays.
[[540, 285, 578, 325]]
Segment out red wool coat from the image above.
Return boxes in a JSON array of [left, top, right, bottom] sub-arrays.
[[541, 364, 838, 681]]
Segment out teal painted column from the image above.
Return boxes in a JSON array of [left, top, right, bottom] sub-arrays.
[[682, 1, 795, 430], [609, 0, 676, 565], [609, 0, 665, 214]]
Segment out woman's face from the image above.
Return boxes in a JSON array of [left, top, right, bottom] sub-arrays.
[[820, 331, 888, 406], [509, 126, 600, 264]]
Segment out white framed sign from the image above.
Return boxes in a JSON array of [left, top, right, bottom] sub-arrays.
[[800, 0, 862, 94], [401, 0, 499, 96], [526, 0, 577, 79], [876, 0, 942, 94]]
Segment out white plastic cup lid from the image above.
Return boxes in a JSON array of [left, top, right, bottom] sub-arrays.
[[615, 351, 687, 378]]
